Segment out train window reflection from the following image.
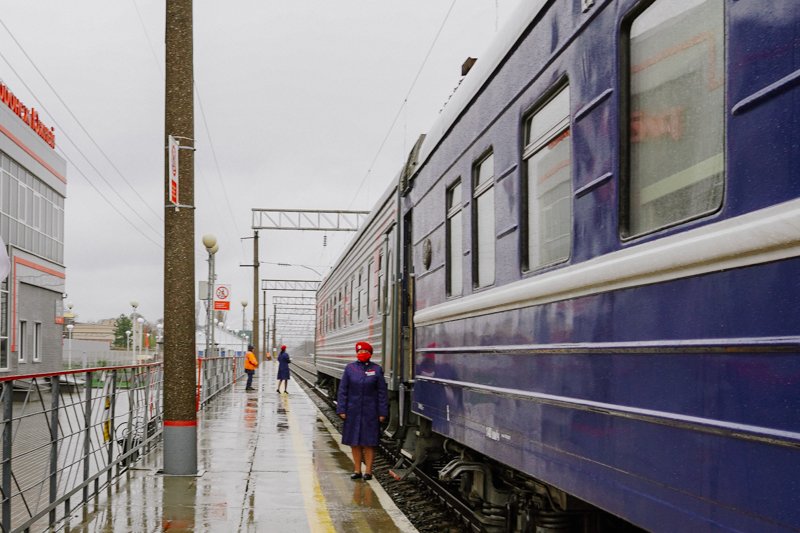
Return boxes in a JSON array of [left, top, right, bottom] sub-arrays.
[[473, 152, 495, 288], [446, 180, 463, 297], [523, 85, 572, 270], [626, 0, 724, 236]]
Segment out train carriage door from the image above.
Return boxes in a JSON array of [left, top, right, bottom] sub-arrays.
[[379, 229, 395, 385], [401, 212, 414, 384]]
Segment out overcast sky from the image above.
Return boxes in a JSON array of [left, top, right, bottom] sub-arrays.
[[0, 0, 523, 329]]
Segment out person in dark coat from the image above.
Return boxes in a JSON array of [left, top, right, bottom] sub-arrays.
[[337, 341, 388, 481], [276, 345, 291, 394]]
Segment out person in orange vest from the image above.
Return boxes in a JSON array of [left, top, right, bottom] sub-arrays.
[[244, 345, 258, 391]]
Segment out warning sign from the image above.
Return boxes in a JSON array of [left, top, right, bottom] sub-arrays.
[[168, 135, 179, 205], [214, 284, 231, 310]]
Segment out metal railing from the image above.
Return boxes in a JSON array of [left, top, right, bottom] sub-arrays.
[[196, 355, 246, 409], [0, 356, 246, 532]]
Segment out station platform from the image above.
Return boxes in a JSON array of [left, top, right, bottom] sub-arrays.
[[69, 362, 416, 532]]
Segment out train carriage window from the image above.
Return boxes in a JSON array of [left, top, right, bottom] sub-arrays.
[[378, 253, 384, 314], [349, 277, 355, 324], [358, 266, 365, 321], [367, 260, 374, 316], [446, 180, 463, 296], [624, 0, 724, 236], [472, 152, 495, 288], [523, 86, 572, 270]]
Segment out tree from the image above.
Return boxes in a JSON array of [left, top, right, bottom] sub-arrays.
[[113, 314, 133, 348]]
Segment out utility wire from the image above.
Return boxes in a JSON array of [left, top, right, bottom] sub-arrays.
[[60, 147, 162, 249], [130, 0, 162, 75], [348, 0, 458, 209], [195, 86, 245, 248], [0, 18, 163, 225], [0, 49, 164, 244], [129, 0, 246, 262]]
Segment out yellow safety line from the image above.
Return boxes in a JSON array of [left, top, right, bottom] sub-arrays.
[[283, 395, 336, 533]]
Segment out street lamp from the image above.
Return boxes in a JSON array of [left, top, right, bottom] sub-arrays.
[[241, 300, 248, 342], [130, 301, 139, 359], [66, 323, 74, 369], [202, 234, 218, 358], [137, 317, 145, 361], [126, 330, 132, 357], [217, 320, 225, 356], [156, 322, 164, 361]]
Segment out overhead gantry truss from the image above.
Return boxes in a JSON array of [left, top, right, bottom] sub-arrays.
[[273, 296, 316, 306], [252, 209, 369, 232], [261, 279, 320, 292]]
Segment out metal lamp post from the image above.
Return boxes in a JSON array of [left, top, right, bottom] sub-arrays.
[[137, 317, 145, 361], [202, 234, 218, 358], [66, 323, 74, 369], [241, 300, 248, 343], [156, 322, 164, 361], [126, 330, 132, 361], [130, 301, 139, 359], [217, 320, 224, 356]]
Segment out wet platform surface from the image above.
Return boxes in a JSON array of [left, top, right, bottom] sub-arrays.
[[68, 363, 416, 532]]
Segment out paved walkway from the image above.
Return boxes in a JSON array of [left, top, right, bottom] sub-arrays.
[[68, 363, 416, 532]]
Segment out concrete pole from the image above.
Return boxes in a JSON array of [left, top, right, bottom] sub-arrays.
[[163, 0, 196, 476], [272, 304, 277, 359], [252, 231, 260, 360], [262, 289, 267, 358]]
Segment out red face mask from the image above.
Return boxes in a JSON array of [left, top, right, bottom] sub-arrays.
[[357, 352, 371, 363]]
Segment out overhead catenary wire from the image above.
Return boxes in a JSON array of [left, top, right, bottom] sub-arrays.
[[347, 0, 458, 210], [0, 17, 163, 225], [0, 49, 163, 247], [195, 85, 247, 262], [129, 0, 246, 263]]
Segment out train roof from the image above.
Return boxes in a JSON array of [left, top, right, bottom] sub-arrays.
[[417, 0, 548, 167]]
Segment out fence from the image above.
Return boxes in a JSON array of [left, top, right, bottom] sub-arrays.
[[0, 356, 245, 532]]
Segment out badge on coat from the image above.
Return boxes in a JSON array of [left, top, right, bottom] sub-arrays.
[[365, 370, 376, 376]]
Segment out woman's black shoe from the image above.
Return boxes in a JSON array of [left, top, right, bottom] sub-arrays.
[[350, 472, 362, 480], [363, 473, 373, 481]]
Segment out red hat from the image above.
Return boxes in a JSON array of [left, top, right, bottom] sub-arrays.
[[281, 345, 287, 351], [355, 341, 373, 354]]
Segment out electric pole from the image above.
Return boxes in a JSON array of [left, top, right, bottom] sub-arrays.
[[253, 231, 260, 360], [163, 0, 197, 476]]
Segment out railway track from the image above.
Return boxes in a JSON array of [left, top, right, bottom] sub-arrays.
[[290, 361, 485, 533]]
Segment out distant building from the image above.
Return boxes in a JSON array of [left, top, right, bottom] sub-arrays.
[[71, 321, 115, 346], [0, 80, 66, 374]]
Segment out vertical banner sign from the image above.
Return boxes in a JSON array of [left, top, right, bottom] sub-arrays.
[[168, 135, 180, 205], [214, 284, 231, 311]]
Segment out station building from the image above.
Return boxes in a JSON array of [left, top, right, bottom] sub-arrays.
[[0, 80, 66, 374]]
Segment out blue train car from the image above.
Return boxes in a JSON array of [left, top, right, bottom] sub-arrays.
[[402, 0, 800, 531]]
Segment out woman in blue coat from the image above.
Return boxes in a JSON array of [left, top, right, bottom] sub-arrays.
[[276, 345, 291, 394], [337, 341, 388, 480]]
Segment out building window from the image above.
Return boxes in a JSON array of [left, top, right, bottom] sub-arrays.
[[446, 180, 463, 296], [624, 0, 724, 236], [472, 152, 495, 288], [33, 322, 41, 362], [18, 320, 26, 362], [523, 85, 572, 270]]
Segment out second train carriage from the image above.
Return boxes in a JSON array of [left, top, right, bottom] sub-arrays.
[[315, 0, 800, 531]]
